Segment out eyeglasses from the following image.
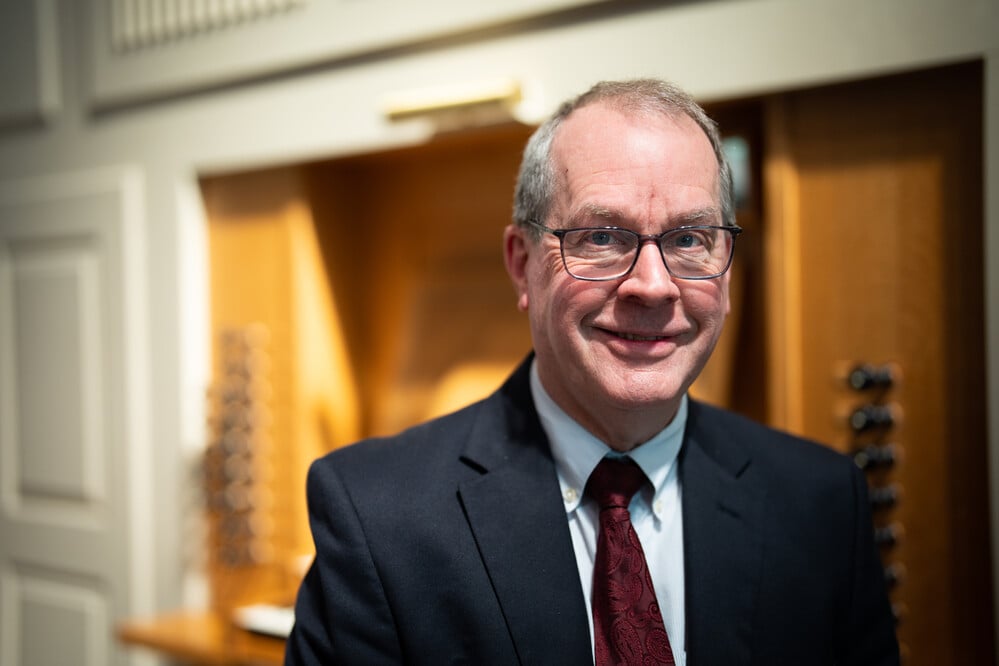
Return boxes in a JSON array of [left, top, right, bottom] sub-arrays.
[[527, 220, 742, 281]]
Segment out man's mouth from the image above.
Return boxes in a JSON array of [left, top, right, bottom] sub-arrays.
[[617, 332, 669, 342]]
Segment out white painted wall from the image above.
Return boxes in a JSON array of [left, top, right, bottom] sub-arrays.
[[1, 0, 997, 659]]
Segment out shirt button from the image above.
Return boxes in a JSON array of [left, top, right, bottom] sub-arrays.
[[653, 499, 664, 515], [563, 487, 578, 504]]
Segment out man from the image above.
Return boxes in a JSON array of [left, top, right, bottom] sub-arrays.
[[285, 79, 900, 665]]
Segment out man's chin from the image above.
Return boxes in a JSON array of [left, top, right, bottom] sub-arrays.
[[600, 380, 685, 413]]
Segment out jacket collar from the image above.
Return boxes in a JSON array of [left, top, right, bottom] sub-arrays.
[[457, 357, 594, 664], [680, 400, 766, 665]]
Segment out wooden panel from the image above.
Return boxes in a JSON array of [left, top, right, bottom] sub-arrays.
[[693, 102, 767, 421], [306, 123, 535, 437], [764, 63, 991, 664], [198, 124, 536, 616], [202, 166, 359, 612]]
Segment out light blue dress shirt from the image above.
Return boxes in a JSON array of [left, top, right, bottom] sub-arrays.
[[530, 361, 687, 666]]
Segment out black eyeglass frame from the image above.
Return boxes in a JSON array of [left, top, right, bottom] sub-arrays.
[[526, 219, 743, 281]]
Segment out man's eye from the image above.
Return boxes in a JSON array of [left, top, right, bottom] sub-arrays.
[[670, 231, 710, 250], [587, 231, 615, 246], [580, 229, 630, 247]]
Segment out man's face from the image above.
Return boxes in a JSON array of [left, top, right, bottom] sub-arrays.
[[505, 103, 730, 447]]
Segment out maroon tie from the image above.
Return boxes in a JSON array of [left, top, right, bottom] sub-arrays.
[[587, 457, 675, 666]]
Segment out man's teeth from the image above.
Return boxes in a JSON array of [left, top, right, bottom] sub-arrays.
[[618, 332, 666, 342]]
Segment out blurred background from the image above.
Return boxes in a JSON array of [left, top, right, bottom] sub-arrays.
[[1, 0, 997, 664]]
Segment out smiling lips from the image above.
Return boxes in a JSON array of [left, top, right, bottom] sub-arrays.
[[597, 325, 690, 343], [617, 331, 670, 342]]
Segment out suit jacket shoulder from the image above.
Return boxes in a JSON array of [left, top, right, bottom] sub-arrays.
[[288, 358, 593, 665], [680, 399, 900, 665]]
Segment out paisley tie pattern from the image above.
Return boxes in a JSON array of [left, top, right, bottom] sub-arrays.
[[587, 457, 675, 666]]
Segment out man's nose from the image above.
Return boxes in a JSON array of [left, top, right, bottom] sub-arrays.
[[618, 241, 680, 299]]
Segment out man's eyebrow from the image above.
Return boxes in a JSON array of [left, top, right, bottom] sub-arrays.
[[567, 204, 622, 225], [671, 207, 722, 225]]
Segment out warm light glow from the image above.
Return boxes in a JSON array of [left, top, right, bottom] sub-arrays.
[[424, 362, 516, 420]]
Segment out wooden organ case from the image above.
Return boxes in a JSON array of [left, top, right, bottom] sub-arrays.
[[180, 62, 992, 665]]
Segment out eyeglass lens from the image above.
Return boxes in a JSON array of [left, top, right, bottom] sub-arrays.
[[560, 226, 735, 280]]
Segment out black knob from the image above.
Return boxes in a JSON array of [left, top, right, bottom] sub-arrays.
[[874, 523, 902, 547], [848, 364, 895, 391], [853, 444, 897, 470], [892, 602, 906, 626], [850, 404, 895, 433], [869, 484, 900, 510], [884, 563, 905, 588]]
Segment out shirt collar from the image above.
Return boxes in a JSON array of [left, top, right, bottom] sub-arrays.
[[529, 360, 686, 515]]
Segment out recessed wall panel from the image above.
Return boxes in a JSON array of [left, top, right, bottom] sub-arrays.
[[1, 565, 110, 666], [10, 236, 103, 504], [0, 189, 117, 528]]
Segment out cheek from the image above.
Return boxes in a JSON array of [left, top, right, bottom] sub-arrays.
[[529, 248, 662, 329], [526, 268, 596, 338], [524, 252, 568, 309], [680, 281, 729, 323]]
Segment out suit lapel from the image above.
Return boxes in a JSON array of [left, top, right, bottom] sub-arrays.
[[456, 364, 768, 665], [680, 401, 767, 666], [456, 360, 592, 665]]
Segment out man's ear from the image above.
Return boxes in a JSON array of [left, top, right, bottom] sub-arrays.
[[503, 224, 530, 312]]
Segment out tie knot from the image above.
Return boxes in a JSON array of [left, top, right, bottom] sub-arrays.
[[586, 457, 647, 509]]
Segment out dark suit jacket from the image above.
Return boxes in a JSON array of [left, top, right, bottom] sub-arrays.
[[285, 357, 899, 665]]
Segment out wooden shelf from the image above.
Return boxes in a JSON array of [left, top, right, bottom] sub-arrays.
[[117, 611, 285, 666]]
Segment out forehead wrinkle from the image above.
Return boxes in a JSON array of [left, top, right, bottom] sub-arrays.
[[565, 202, 722, 230]]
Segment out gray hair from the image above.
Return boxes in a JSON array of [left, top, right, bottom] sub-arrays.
[[512, 79, 735, 237]]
